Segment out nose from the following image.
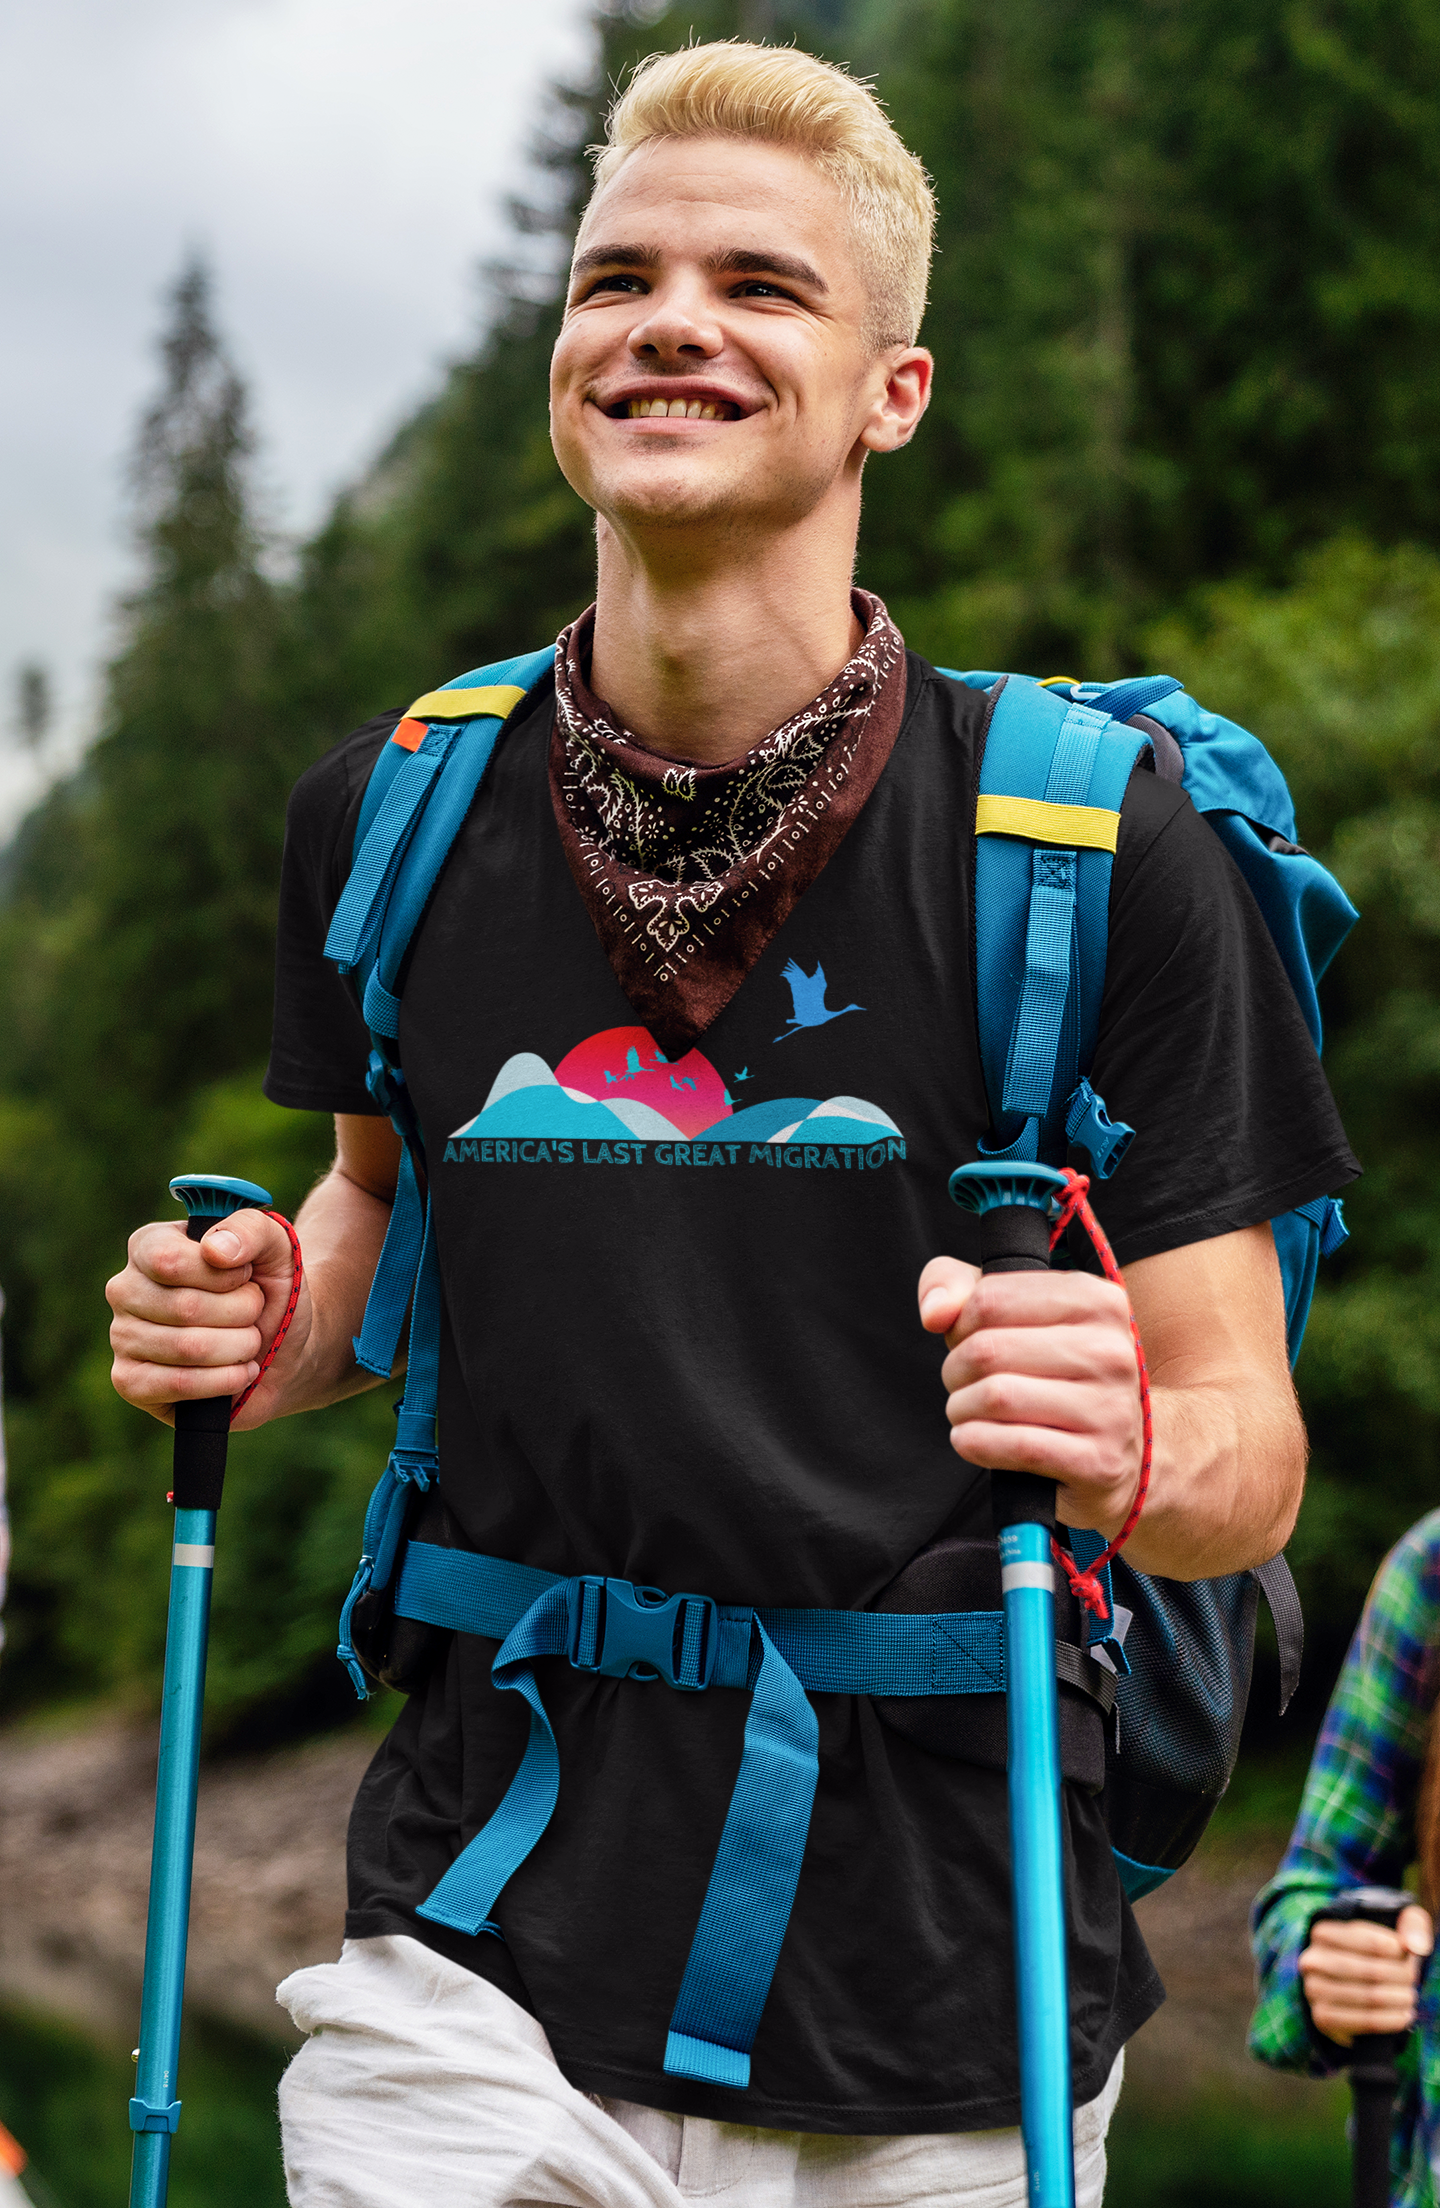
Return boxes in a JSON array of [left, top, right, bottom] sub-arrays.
[[627, 276, 723, 366]]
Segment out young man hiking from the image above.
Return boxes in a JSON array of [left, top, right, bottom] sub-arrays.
[[108, 43, 1356, 2206]]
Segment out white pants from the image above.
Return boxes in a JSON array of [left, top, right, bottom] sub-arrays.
[[277, 1936, 1122, 2207]]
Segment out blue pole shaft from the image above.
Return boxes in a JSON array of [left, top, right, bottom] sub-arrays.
[[948, 1165, 1075, 2205], [128, 1506, 216, 2208], [1001, 1521, 1074, 2208]]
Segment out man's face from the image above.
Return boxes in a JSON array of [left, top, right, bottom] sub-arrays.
[[550, 135, 927, 547]]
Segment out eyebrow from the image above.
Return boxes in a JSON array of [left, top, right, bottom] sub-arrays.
[[569, 242, 828, 292]]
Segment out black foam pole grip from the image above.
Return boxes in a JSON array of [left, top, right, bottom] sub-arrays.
[[171, 1212, 232, 1511], [1350, 2052, 1399, 2208], [981, 1203, 1055, 1534], [172, 1395, 231, 1511], [1309, 1887, 1409, 2208]]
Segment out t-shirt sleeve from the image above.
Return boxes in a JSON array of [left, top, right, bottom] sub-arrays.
[[263, 713, 400, 1116], [1081, 766, 1359, 1266]]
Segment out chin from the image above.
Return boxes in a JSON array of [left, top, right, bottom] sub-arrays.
[[589, 462, 754, 533]]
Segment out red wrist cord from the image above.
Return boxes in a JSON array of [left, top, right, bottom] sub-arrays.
[[230, 1209, 304, 1422], [1046, 1167, 1152, 1622]]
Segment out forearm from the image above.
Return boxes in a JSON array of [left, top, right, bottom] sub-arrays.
[[1117, 1225, 1305, 1581], [1117, 1371, 1304, 1580], [244, 1160, 396, 1424]]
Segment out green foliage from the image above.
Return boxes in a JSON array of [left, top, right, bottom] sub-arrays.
[[862, 0, 1440, 667], [0, 269, 388, 1726], [0, 265, 305, 1400], [0, 2000, 288, 2208], [3, 3, 1440, 1733], [1150, 539, 1440, 1625], [1105, 2080, 1351, 2206]]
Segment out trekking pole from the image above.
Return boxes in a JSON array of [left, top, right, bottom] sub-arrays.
[[128, 1173, 273, 2208], [1309, 1885, 1412, 2208], [950, 1160, 1074, 2208]]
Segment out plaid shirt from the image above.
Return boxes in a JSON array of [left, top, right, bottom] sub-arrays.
[[1250, 1512, 1440, 2207]]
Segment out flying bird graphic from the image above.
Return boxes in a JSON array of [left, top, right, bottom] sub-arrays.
[[774, 959, 864, 1042]]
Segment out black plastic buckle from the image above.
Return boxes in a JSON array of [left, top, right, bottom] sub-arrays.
[[568, 1576, 717, 1691]]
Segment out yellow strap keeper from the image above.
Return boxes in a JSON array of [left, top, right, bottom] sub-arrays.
[[403, 684, 530, 724], [975, 794, 1120, 854]]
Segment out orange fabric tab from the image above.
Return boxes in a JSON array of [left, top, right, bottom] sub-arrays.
[[391, 717, 427, 752]]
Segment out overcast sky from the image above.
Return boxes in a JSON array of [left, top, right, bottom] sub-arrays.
[[0, 0, 590, 836]]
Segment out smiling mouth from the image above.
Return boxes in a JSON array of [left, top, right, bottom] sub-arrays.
[[606, 397, 741, 421]]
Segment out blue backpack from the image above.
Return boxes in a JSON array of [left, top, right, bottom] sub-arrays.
[[319, 651, 1355, 2087]]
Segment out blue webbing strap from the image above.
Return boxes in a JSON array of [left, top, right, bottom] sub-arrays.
[[416, 1581, 573, 1942], [335, 1460, 422, 1697], [392, 1540, 1024, 2086], [324, 729, 459, 975], [331, 647, 558, 1694], [1075, 674, 1182, 726], [352, 1140, 424, 1377], [664, 1620, 819, 2088], [392, 1200, 441, 1471], [360, 700, 525, 1038], [997, 699, 1110, 1133], [354, 730, 412, 854], [1042, 703, 1106, 808], [394, 1544, 1011, 1695], [962, 673, 1153, 1169], [330, 644, 557, 1001], [334, 1209, 443, 1698], [1001, 849, 1079, 1120]]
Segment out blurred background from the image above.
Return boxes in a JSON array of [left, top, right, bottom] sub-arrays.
[[2, 0, 1439, 2198]]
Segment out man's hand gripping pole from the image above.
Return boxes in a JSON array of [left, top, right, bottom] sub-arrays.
[[950, 1160, 1076, 2208], [129, 1174, 280, 2208]]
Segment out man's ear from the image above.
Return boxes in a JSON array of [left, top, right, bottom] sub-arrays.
[[860, 347, 933, 455]]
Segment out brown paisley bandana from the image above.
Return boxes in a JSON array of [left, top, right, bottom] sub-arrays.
[[549, 590, 908, 1058]]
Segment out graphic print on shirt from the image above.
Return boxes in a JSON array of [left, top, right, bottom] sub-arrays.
[[442, 1025, 905, 1171], [773, 959, 864, 1043]]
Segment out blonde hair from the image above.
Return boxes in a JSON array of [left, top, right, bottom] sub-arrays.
[[587, 42, 935, 348]]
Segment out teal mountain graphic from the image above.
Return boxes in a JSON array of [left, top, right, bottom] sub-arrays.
[[450, 1054, 683, 1142], [450, 1054, 904, 1150], [741, 1094, 903, 1147]]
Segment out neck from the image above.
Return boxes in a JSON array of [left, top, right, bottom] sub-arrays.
[[588, 502, 864, 767]]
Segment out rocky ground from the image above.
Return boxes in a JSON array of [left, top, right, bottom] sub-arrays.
[[0, 1709, 1316, 2109], [0, 1714, 366, 2044]]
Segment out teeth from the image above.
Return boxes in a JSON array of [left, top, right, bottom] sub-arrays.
[[624, 397, 728, 419]]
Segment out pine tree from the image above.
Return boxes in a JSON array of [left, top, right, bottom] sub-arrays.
[[0, 260, 294, 1389]]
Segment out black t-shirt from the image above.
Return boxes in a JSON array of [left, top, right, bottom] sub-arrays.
[[265, 655, 1357, 2134]]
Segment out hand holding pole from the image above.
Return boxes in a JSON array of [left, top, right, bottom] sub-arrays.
[[128, 1173, 272, 2208], [1309, 1885, 1414, 2208], [950, 1159, 1075, 2208]]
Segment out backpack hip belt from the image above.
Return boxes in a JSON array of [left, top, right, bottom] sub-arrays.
[[369, 1534, 1115, 2091]]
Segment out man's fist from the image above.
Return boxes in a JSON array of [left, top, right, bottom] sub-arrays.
[[107, 1207, 307, 1431], [917, 1254, 1143, 1540]]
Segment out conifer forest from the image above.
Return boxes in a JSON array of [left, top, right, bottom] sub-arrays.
[[4, 0, 1440, 1754]]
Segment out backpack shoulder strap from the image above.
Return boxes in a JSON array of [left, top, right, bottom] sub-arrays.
[[325, 647, 556, 1037], [942, 670, 1154, 1175], [323, 648, 556, 1460]]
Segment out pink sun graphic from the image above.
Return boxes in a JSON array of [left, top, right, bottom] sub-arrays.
[[554, 1027, 731, 1139]]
